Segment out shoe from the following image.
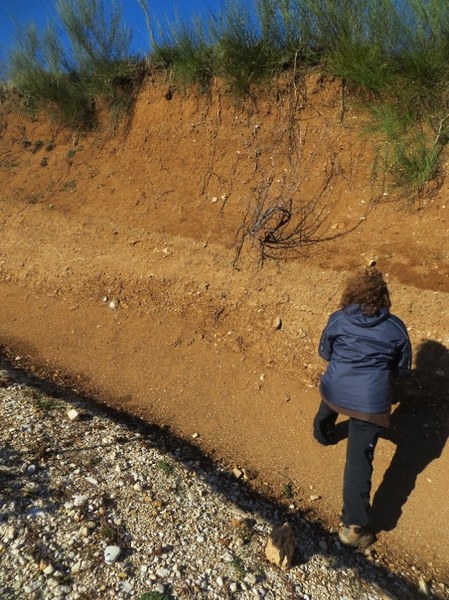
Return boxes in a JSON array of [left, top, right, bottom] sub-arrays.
[[338, 525, 374, 549]]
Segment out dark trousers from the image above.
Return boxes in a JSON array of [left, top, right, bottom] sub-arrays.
[[313, 401, 382, 528]]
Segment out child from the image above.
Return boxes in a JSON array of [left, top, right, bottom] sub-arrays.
[[313, 267, 411, 548]]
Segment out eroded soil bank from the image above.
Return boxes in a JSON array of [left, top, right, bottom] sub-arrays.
[[0, 75, 448, 583]]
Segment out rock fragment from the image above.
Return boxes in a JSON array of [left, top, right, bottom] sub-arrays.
[[67, 409, 80, 421], [265, 522, 295, 570], [104, 545, 121, 565], [273, 316, 282, 330]]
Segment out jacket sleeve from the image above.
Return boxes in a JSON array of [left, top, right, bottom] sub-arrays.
[[391, 318, 412, 376], [318, 314, 338, 361], [396, 333, 412, 376]]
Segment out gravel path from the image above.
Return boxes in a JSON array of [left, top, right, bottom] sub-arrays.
[[0, 361, 446, 600]]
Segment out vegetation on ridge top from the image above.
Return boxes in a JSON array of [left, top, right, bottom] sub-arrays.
[[4, 0, 449, 193]]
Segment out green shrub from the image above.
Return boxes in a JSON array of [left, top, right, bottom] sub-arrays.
[[156, 460, 175, 475], [389, 136, 441, 191], [368, 103, 443, 192], [211, 0, 284, 96], [151, 18, 214, 92], [9, 0, 142, 128], [9, 24, 96, 129], [139, 592, 170, 600], [282, 481, 294, 499], [231, 556, 246, 580]]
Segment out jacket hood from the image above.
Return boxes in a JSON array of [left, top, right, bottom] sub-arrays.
[[343, 304, 390, 327]]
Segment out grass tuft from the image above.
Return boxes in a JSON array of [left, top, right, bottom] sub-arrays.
[[138, 592, 171, 600], [156, 460, 175, 475]]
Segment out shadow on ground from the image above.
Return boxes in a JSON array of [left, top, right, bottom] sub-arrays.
[[372, 340, 449, 533]]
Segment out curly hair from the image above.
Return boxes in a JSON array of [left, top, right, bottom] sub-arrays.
[[340, 267, 391, 316]]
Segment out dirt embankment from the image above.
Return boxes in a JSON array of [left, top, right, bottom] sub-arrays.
[[0, 74, 448, 584]]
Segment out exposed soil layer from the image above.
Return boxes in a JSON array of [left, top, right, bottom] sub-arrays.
[[0, 75, 448, 584]]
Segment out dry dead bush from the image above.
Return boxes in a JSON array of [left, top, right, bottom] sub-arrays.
[[233, 154, 338, 267]]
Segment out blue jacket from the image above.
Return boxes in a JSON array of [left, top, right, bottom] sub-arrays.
[[319, 305, 412, 415]]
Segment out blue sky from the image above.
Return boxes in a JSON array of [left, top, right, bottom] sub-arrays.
[[0, 0, 223, 70]]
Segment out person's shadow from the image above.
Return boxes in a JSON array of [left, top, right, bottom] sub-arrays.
[[371, 340, 449, 533]]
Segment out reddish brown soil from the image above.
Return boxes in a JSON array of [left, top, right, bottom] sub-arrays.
[[0, 74, 448, 585]]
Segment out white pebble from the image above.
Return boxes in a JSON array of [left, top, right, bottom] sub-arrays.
[[104, 545, 121, 565], [156, 567, 170, 578]]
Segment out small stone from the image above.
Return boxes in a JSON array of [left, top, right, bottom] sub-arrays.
[[85, 476, 98, 485], [73, 495, 88, 507], [231, 518, 246, 529], [27, 507, 46, 518], [27, 464, 37, 474], [108, 299, 119, 310], [43, 564, 55, 575], [156, 567, 170, 578], [273, 316, 282, 330], [57, 586, 72, 595], [309, 495, 321, 501], [156, 584, 165, 594], [67, 409, 80, 421], [78, 526, 89, 538], [118, 581, 133, 594], [104, 545, 121, 565], [244, 573, 257, 585], [230, 582, 238, 593], [233, 467, 243, 479], [265, 522, 295, 570], [331, 222, 346, 230], [133, 482, 142, 492], [216, 576, 224, 587], [211, 196, 218, 203], [419, 578, 430, 596], [71, 562, 81, 574], [382, 592, 398, 600], [192, 432, 200, 439]]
